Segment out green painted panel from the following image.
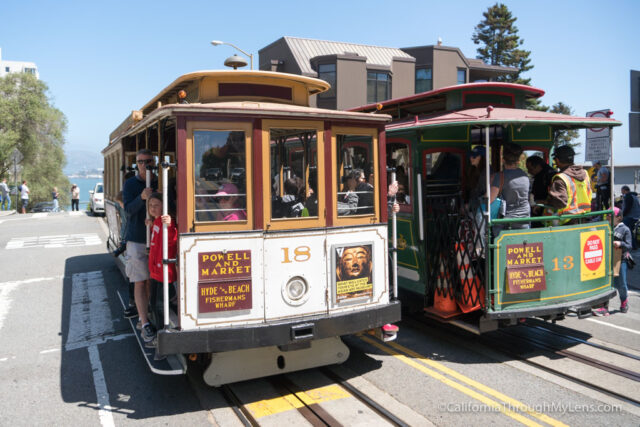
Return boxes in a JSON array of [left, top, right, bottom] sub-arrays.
[[509, 124, 552, 142], [421, 126, 469, 142], [490, 222, 612, 312], [393, 216, 425, 295], [465, 93, 513, 107]]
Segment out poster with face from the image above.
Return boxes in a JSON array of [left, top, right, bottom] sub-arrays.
[[334, 243, 374, 302]]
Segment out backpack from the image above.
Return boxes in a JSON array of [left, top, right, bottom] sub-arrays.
[[18, 185, 22, 192]]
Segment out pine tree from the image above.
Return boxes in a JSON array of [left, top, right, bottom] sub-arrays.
[[472, 3, 534, 85], [550, 102, 580, 151]]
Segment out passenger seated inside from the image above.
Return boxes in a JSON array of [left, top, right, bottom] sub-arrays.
[[337, 170, 359, 216], [215, 183, 246, 221], [304, 175, 318, 217], [354, 168, 374, 214], [273, 178, 305, 218]]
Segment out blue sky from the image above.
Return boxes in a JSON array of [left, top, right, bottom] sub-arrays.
[[1, 0, 638, 165]]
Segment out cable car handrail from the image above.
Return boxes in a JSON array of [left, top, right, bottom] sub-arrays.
[[490, 209, 613, 224]]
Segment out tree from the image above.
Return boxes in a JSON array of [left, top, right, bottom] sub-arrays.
[[549, 101, 580, 151], [0, 73, 70, 208], [472, 3, 542, 109]]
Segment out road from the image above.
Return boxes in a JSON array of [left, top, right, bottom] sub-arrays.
[[0, 210, 639, 426]]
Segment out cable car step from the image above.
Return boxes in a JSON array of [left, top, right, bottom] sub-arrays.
[[117, 289, 186, 375]]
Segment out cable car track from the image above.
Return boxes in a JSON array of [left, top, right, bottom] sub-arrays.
[[219, 368, 409, 427], [406, 315, 640, 407]]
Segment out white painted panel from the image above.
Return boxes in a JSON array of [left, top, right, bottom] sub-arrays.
[[263, 230, 328, 321], [179, 232, 265, 330]]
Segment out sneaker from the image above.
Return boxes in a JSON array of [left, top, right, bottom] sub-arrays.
[[145, 336, 157, 349], [123, 306, 138, 319], [136, 320, 142, 330], [620, 299, 629, 313], [141, 323, 157, 343], [592, 307, 610, 317]]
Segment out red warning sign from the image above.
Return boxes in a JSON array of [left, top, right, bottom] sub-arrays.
[[583, 235, 603, 271]]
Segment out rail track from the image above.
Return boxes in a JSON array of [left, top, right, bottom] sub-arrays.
[[219, 367, 409, 427]]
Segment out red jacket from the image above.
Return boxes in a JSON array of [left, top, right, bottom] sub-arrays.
[[149, 216, 177, 282]]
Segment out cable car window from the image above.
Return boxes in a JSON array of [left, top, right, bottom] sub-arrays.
[[193, 130, 247, 222], [270, 129, 318, 219], [424, 151, 462, 195], [387, 143, 411, 205], [336, 134, 375, 216]]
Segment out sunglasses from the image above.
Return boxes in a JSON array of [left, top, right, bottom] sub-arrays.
[[137, 159, 154, 165]]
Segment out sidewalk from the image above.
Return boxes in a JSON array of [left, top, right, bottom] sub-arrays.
[[0, 210, 16, 217]]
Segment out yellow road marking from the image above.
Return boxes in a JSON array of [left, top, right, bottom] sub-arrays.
[[245, 384, 351, 418], [360, 335, 568, 427]]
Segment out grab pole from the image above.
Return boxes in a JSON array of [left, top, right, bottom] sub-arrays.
[[391, 170, 398, 300], [145, 167, 151, 249], [162, 156, 170, 329]]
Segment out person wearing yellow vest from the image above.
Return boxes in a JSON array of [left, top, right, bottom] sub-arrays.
[[547, 145, 592, 225]]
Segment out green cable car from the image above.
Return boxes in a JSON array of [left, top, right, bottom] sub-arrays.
[[354, 83, 622, 332]]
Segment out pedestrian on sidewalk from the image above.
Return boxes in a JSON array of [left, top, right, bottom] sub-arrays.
[[613, 207, 632, 313], [0, 178, 9, 211], [70, 184, 80, 211], [20, 180, 29, 214], [52, 187, 59, 212]]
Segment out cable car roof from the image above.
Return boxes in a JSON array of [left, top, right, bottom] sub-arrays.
[[386, 106, 622, 131]]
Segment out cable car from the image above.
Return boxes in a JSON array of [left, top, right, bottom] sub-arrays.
[[354, 83, 621, 333], [102, 70, 400, 385]]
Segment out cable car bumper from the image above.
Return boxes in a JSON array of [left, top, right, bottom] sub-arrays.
[[156, 301, 401, 356], [484, 289, 617, 321]]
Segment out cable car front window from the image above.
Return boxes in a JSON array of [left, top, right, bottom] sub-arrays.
[[336, 134, 375, 216], [270, 129, 318, 219], [194, 130, 247, 222]]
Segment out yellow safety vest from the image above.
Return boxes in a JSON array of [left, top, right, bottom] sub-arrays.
[[553, 172, 592, 223]]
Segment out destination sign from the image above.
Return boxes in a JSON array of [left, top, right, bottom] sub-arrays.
[[198, 250, 252, 313], [505, 242, 547, 294]]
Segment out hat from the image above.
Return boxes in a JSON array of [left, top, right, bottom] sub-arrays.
[[594, 160, 602, 165], [613, 207, 621, 217], [553, 145, 575, 163], [469, 146, 486, 158], [215, 183, 238, 197]]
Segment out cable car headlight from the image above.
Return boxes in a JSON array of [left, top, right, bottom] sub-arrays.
[[282, 276, 309, 306]]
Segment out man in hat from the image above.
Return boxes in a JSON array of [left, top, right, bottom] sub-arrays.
[[593, 160, 610, 210], [526, 155, 556, 216], [547, 145, 592, 224]]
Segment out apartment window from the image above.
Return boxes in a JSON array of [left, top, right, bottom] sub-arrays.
[[457, 69, 466, 85], [367, 71, 391, 103], [415, 68, 432, 93], [317, 63, 336, 109], [24, 68, 36, 75], [5, 67, 9, 72]]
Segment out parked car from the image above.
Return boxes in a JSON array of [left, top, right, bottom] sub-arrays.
[[230, 167, 245, 182], [89, 182, 104, 215], [205, 168, 223, 181], [31, 201, 57, 213]]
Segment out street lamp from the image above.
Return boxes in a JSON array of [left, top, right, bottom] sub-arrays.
[[211, 40, 253, 70]]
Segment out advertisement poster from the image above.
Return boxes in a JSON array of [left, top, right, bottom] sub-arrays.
[[334, 243, 374, 302], [198, 250, 252, 313]]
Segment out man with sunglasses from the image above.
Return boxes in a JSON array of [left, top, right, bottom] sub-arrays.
[[123, 149, 158, 345]]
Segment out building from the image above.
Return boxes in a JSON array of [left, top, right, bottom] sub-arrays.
[[259, 37, 515, 110], [0, 48, 39, 79]]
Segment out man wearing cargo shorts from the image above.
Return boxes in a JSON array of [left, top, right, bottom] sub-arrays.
[[123, 149, 157, 345]]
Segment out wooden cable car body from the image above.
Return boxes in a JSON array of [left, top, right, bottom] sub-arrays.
[[354, 82, 622, 333], [102, 70, 400, 385]]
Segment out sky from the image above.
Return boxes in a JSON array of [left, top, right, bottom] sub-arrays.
[[1, 0, 639, 166]]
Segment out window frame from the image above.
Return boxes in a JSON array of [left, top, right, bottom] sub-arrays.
[[332, 126, 380, 226], [415, 67, 433, 93], [186, 121, 253, 232], [367, 71, 391, 104], [387, 138, 413, 214], [457, 68, 467, 85], [262, 119, 325, 231]]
